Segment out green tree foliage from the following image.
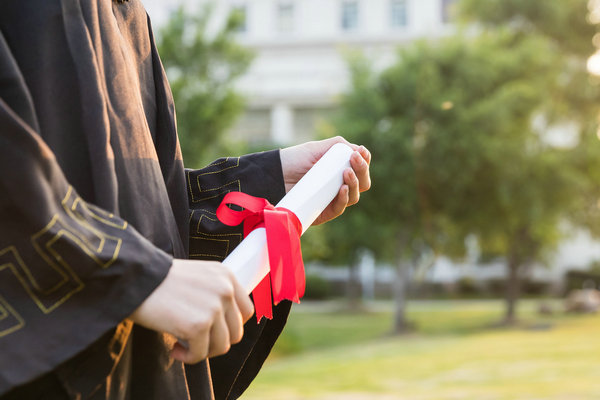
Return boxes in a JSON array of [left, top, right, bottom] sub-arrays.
[[322, 0, 600, 327], [156, 6, 253, 168], [459, 0, 600, 238], [457, 0, 600, 322], [460, 0, 598, 57]]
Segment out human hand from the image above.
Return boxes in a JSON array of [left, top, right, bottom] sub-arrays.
[[129, 259, 254, 364], [279, 136, 371, 225]]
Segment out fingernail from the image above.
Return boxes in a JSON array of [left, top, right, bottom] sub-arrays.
[[353, 152, 364, 165]]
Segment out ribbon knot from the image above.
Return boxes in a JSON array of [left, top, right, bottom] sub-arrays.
[[216, 192, 305, 322]]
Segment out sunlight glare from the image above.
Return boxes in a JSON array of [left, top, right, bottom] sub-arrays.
[[587, 52, 600, 76]]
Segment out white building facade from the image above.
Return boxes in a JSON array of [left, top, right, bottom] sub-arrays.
[[145, 0, 457, 144], [230, 0, 456, 144]]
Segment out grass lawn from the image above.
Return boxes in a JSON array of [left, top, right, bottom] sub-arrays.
[[242, 299, 600, 399]]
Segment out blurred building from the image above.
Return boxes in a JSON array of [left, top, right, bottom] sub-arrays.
[[144, 0, 457, 144], [307, 229, 600, 299], [143, 0, 600, 292]]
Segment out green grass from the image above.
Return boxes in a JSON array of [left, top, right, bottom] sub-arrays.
[[270, 299, 564, 358], [243, 300, 600, 399], [269, 311, 391, 357]]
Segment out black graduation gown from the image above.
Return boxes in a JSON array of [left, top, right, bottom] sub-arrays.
[[0, 1, 290, 399]]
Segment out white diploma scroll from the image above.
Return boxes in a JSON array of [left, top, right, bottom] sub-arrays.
[[223, 143, 354, 294]]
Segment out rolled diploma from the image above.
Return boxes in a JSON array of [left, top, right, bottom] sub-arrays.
[[222, 143, 354, 294]]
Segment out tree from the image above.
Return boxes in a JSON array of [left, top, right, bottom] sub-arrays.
[[323, 0, 600, 329], [458, 0, 600, 228], [156, 6, 253, 168], [456, 0, 600, 322], [317, 54, 464, 332]]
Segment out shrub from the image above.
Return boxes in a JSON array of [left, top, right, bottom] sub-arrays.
[[304, 273, 333, 300]]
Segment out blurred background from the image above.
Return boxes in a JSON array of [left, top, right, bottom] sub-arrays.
[[146, 0, 600, 398]]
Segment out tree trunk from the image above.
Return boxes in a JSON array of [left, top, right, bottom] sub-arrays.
[[346, 258, 362, 311], [392, 258, 412, 334], [504, 255, 520, 325]]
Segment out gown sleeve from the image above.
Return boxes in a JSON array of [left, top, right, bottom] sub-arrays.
[[185, 151, 292, 399], [0, 30, 173, 396]]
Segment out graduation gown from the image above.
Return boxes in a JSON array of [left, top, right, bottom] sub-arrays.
[[0, 0, 290, 399]]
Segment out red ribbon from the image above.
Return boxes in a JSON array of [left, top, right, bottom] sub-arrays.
[[216, 192, 305, 322]]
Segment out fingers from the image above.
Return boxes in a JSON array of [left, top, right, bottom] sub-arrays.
[[344, 168, 360, 206], [222, 275, 253, 348], [311, 142, 371, 226], [313, 135, 350, 149], [312, 184, 349, 226], [172, 325, 210, 364], [181, 271, 251, 361], [358, 145, 372, 165], [172, 299, 242, 363], [175, 308, 237, 362], [344, 146, 371, 206], [132, 259, 254, 365], [171, 341, 193, 363], [208, 313, 231, 358], [351, 147, 371, 193], [232, 275, 255, 323], [281, 136, 370, 195], [333, 184, 350, 216], [224, 304, 244, 346]]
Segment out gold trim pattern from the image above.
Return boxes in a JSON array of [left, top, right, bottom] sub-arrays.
[[187, 158, 241, 203], [0, 186, 130, 337], [0, 246, 83, 314], [0, 295, 25, 338], [187, 157, 244, 261], [189, 209, 242, 261]]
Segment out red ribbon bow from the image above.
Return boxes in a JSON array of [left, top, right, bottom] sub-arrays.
[[216, 192, 305, 322]]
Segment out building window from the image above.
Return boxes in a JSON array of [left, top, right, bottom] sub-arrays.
[[341, 0, 359, 31], [390, 0, 408, 28], [232, 4, 248, 33], [441, 0, 457, 24], [277, 1, 295, 33]]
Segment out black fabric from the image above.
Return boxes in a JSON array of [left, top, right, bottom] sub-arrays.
[[209, 301, 292, 400], [0, 1, 289, 399], [186, 152, 290, 400], [1, 371, 70, 400]]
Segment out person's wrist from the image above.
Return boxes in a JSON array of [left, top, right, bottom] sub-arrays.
[[279, 146, 291, 177], [279, 146, 299, 192]]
